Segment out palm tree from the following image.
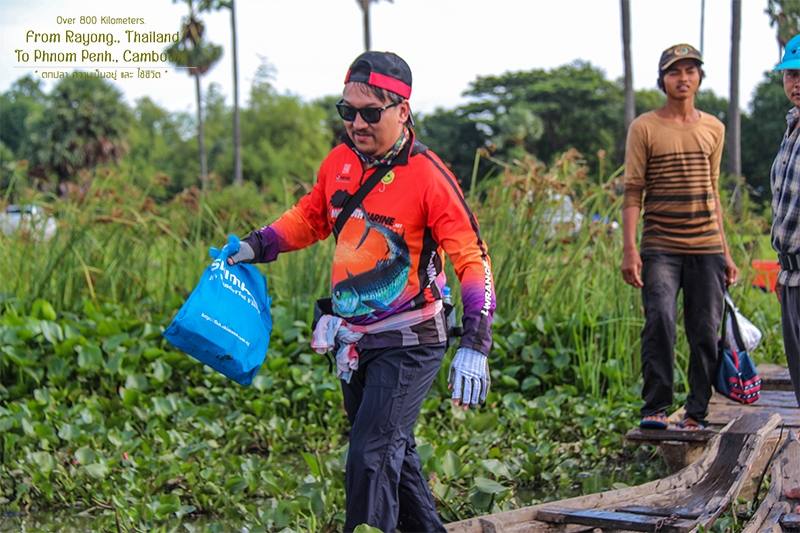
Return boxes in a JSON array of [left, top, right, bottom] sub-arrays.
[[727, 0, 741, 177], [356, 0, 393, 51], [766, 0, 800, 60], [166, 0, 222, 190], [200, 0, 242, 186], [620, 0, 634, 130]]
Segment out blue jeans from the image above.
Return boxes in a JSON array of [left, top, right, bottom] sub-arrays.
[[640, 253, 725, 422], [341, 343, 447, 533]]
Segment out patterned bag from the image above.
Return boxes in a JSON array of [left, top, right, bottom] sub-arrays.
[[714, 293, 761, 404]]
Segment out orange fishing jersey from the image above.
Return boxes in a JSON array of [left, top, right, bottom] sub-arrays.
[[265, 134, 496, 354]]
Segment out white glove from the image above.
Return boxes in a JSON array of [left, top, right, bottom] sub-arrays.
[[448, 347, 490, 407]]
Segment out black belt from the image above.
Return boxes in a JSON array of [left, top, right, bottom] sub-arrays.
[[779, 253, 800, 271]]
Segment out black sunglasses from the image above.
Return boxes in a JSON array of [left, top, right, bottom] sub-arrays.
[[336, 99, 400, 124]]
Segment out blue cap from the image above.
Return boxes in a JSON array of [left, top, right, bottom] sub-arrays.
[[776, 34, 800, 71]]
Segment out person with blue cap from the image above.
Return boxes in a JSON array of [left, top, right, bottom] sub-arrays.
[[771, 34, 800, 407]]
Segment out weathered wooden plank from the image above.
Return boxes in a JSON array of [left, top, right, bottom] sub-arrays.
[[781, 513, 800, 529], [735, 432, 800, 532], [615, 505, 699, 519], [534, 507, 696, 532], [759, 364, 794, 391], [706, 405, 800, 428], [625, 427, 714, 443], [709, 390, 797, 409]]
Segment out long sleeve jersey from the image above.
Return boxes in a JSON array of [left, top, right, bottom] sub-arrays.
[[623, 111, 725, 254], [254, 133, 496, 355]]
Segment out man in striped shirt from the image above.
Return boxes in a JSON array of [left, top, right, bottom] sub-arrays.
[[771, 34, 800, 407], [621, 44, 739, 430]]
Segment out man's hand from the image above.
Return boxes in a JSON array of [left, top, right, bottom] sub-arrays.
[[448, 347, 490, 409], [209, 235, 255, 265], [227, 241, 255, 265], [621, 248, 643, 288], [724, 253, 739, 287]]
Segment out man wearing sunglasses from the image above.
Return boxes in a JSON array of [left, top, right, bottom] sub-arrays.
[[222, 51, 496, 532]]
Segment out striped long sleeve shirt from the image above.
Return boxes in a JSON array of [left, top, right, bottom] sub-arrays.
[[771, 107, 800, 286], [623, 111, 725, 254]]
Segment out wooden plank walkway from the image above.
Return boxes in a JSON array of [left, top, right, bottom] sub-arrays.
[[446, 413, 782, 532], [445, 365, 800, 532], [627, 364, 799, 442], [706, 364, 799, 430], [625, 364, 799, 482]]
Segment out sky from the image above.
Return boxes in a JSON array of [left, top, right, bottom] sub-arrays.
[[0, 0, 786, 116]]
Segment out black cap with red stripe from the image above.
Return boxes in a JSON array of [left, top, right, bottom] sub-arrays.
[[344, 51, 412, 99]]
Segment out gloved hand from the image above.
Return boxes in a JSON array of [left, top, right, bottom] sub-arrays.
[[226, 241, 254, 265], [448, 347, 490, 408], [209, 235, 254, 265]]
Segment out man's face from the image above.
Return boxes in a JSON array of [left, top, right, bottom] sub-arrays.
[[341, 83, 409, 157], [784, 70, 800, 108], [662, 59, 702, 100]]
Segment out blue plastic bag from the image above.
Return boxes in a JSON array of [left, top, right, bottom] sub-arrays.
[[163, 235, 272, 385]]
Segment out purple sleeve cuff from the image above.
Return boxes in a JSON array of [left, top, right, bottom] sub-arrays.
[[243, 226, 281, 263]]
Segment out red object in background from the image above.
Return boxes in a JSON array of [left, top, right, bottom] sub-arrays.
[[751, 260, 780, 292]]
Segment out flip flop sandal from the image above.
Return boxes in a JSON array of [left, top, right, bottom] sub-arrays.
[[640, 413, 668, 430], [677, 417, 707, 431]]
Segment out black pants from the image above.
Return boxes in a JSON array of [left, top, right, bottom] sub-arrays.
[[780, 284, 800, 407], [341, 343, 447, 533], [640, 253, 725, 422]]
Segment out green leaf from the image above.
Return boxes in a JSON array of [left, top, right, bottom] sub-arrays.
[[47, 356, 71, 383], [150, 360, 172, 383], [534, 315, 546, 334], [506, 331, 527, 350], [176, 505, 197, 519], [521, 375, 540, 391], [252, 374, 270, 391], [39, 321, 64, 344], [119, 387, 141, 407], [2, 345, 34, 367], [75, 446, 96, 464], [102, 333, 130, 352], [29, 451, 55, 473], [552, 350, 570, 370], [152, 494, 181, 518], [441, 450, 461, 479], [224, 476, 247, 494], [302, 452, 321, 478], [32, 299, 57, 321], [76, 343, 104, 370], [152, 396, 176, 417], [58, 423, 79, 441], [125, 374, 149, 390], [353, 525, 383, 533], [106, 353, 124, 374], [474, 476, 507, 495], [84, 462, 109, 479], [417, 443, 434, 465], [33, 388, 51, 404], [481, 459, 513, 479], [499, 375, 519, 388], [468, 412, 498, 432]]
